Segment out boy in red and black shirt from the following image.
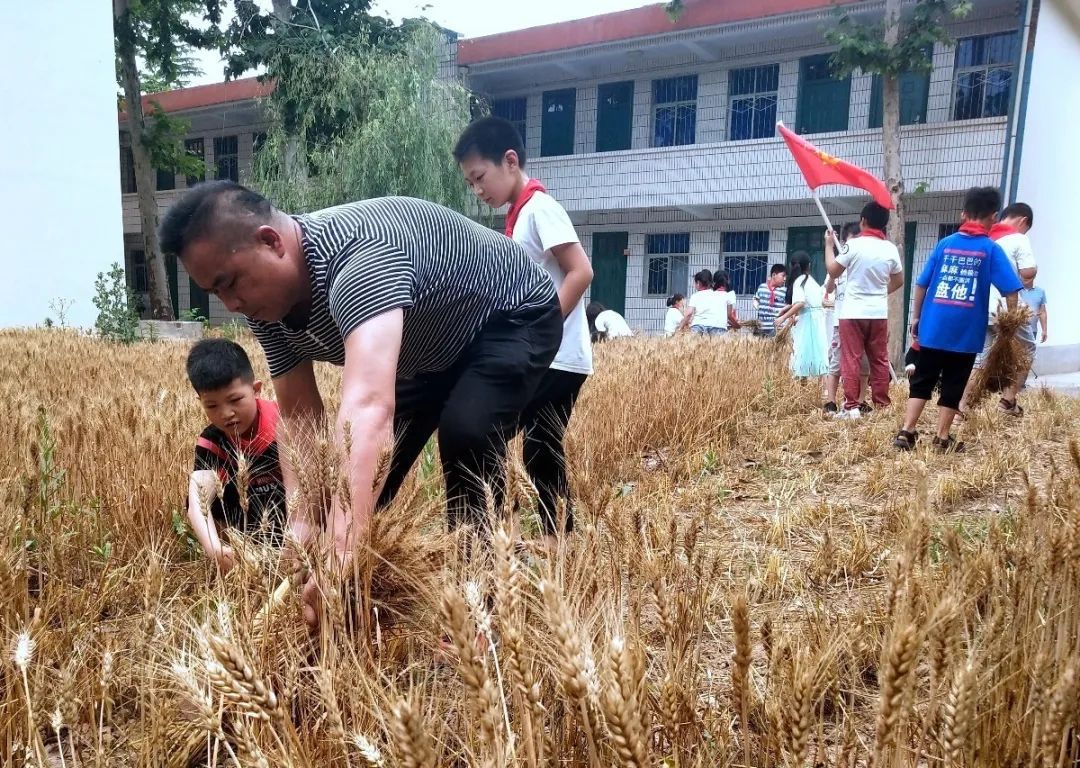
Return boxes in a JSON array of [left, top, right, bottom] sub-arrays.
[[186, 339, 285, 574]]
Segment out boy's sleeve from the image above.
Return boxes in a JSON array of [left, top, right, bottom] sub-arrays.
[[530, 197, 579, 252], [916, 243, 942, 288], [834, 239, 856, 269], [890, 243, 903, 274], [987, 243, 1024, 294], [1013, 234, 1036, 271], [193, 433, 227, 477], [328, 237, 415, 339]]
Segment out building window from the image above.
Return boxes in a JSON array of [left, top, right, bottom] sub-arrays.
[[492, 97, 528, 147], [645, 233, 691, 296], [156, 167, 175, 191], [214, 135, 239, 182], [938, 223, 960, 240], [652, 75, 698, 147], [796, 54, 851, 134], [722, 232, 770, 294], [119, 135, 137, 194], [596, 81, 634, 152], [869, 70, 930, 128], [541, 88, 576, 157], [729, 64, 779, 141], [128, 249, 148, 293], [953, 32, 1019, 120], [184, 138, 205, 187]]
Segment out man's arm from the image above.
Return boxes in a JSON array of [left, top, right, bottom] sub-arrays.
[[825, 232, 846, 279], [331, 309, 402, 567], [273, 359, 325, 548], [551, 242, 593, 318], [1039, 303, 1048, 342], [909, 284, 927, 338]]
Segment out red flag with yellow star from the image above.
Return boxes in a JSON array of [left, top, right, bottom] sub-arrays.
[[777, 122, 893, 209]]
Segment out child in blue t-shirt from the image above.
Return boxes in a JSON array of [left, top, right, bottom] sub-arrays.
[[893, 187, 1023, 453]]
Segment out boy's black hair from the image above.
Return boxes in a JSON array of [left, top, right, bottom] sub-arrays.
[[860, 202, 890, 231], [712, 270, 731, 291], [769, 263, 788, 276], [693, 269, 713, 287], [1002, 202, 1034, 228], [453, 116, 528, 167], [667, 293, 684, 307], [159, 180, 272, 260], [841, 221, 861, 241], [186, 338, 255, 393], [963, 186, 1002, 220]]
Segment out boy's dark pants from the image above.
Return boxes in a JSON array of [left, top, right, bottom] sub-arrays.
[[519, 368, 587, 535], [375, 298, 563, 530], [909, 346, 977, 410]]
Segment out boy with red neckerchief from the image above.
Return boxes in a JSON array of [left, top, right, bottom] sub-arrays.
[[961, 202, 1037, 416], [824, 201, 904, 419], [893, 187, 1023, 453], [453, 117, 593, 543], [185, 339, 285, 575]]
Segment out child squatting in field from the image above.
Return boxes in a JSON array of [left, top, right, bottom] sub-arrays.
[[894, 186, 1023, 453], [185, 338, 286, 574]]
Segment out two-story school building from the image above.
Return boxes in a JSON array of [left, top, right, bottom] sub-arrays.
[[118, 0, 1080, 373]]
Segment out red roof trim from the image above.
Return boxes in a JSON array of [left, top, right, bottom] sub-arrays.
[[118, 76, 273, 121], [458, 0, 845, 65]]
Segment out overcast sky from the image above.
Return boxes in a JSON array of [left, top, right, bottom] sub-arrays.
[[190, 0, 654, 85]]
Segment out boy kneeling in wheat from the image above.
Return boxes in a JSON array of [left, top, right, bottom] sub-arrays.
[[185, 339, 286, 575]]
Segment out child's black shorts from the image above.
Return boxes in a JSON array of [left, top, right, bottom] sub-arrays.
[[909, 346, 977, 410]]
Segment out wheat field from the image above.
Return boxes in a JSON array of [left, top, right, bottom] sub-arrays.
[[0, 327, 1078, 767]]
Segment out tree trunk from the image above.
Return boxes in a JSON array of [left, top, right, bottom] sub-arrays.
[[115, 0, 175, 320], [882, 0, 905, 368]]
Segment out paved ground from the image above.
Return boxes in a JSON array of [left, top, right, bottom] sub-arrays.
[[1027, 371, 1080, 397]]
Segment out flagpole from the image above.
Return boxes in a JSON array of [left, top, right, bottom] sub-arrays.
[[811, 190, 848, 255]]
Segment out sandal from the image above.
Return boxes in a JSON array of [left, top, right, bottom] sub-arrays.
[[893, 429, 918, 451], [932, 435, 966, 454], [998, 398, 1024, 416]]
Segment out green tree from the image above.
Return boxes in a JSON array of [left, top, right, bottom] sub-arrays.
[[250, 24, 473, 214], [114, 0, 222, 320], [826, 0, 971, 364]]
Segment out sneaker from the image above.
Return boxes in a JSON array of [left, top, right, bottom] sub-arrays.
[[823, 401, 838, 414], [858, 402, 873, 415], [893, 429, 917, 451], [833, 407, 862, 421], [932, 435, 966, 453]]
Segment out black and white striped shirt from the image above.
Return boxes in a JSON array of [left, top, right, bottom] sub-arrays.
[[248, 197, 557, 380]]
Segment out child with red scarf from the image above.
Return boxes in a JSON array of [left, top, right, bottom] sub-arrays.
[[453, 117, 593, 542], [824, 201, 904, 419], [893, 187, 1022, 453]]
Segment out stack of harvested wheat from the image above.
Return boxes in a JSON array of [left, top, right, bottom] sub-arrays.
[[964, 305, 1034, 408]]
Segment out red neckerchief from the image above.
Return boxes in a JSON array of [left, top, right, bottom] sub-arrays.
[[504, 179, 547, 237], [768, 284, 778, 306], [858, 228, 887, 240], [958, 222, 990, 237], [989, 222, 1019, 241], [233, 398, 277, 457]]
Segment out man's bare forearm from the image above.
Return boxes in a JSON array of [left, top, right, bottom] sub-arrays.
[[330, 399, 394, 565]]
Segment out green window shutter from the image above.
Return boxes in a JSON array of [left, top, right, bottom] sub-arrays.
[[541, 88, 576, 157], [796, 54, 851, 134], [869, 71, 930, 128], [596, 81, 634, 152], [590, 232, 629, 316]]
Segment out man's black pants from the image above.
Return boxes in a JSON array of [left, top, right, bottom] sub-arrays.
[[375, 298, 563, 530]]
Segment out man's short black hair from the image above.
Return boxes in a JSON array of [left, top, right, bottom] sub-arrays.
[[159, 180, 273, 260], [860, 202, 890, 231], [1002, 202, 1034, 228], [186, 338, 255, 393], [453, 116, 527, 167], [963, 186, 1002, 220], [694, 269, 713, 287], [769, 263, 787, 276]]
